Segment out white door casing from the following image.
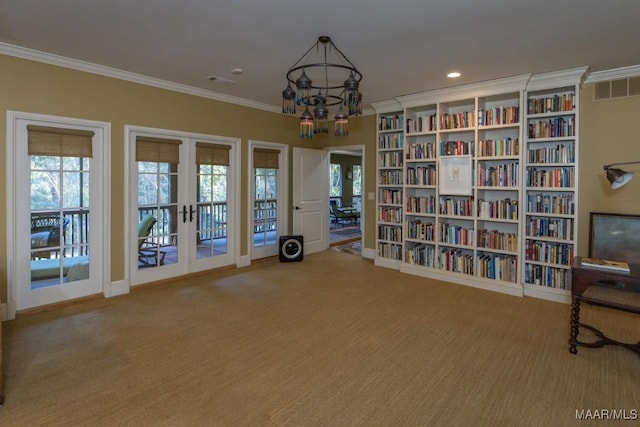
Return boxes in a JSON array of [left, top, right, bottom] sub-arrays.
[[6, 111, 110, 315]]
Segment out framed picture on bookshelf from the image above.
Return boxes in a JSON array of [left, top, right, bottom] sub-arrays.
[[439, 155, 472, 195], [589, 212, 640, 264]]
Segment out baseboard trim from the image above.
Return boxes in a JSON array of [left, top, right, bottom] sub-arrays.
[[107, 280, 129, 298], [362, 247, 375, 260], [238, 255, 251, 268]]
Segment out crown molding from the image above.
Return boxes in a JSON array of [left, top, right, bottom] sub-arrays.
[[584, 64, 640, 83], [0, 42, 280, 113], [526, 66, 589, 92]]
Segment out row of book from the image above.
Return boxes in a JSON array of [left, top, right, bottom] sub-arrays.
[[526, 193, 575, 215], [527, 143, 575, 164], [378, 207, 403, 224], [441, 140, 474, 156], [524, 264, 570, 289], [439, 196, 473, 216], [379, 170, 403, 186], [378, 151, 403, 168], [406, 115, 436, 134], [477, 198, 519, 220], [524, 240, 574, 266], [405, 243, 436, 268], [440, 224, 474, 246], [528, 117, 575, 139], [477, 138, 519, 157], [406, 166, 437, 186], [477, 162, 519, 187], [406, 220, 435, 241], [527, 94, 575, 115], [477, 229, 518, 252], [377, 224, 403, 242], [438, 249, 475, 275], [526, 167, 575, 188], [477, 253, 518, 282], [441, 112, 475, 130], [378, 133, 404, 149], [379, 189, 403, 205], [526, 217, 574, 240], [406, 142, 436, 160], [377, 242, 403, 261], [406, 195, 436, 214], [477, 106, 519, 127], [378, 114, 404, 131]]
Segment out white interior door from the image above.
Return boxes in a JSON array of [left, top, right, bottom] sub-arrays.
[[9, 113, 107, 312], [292, 147, 328, 255]]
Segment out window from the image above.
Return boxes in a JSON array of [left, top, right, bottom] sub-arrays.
[[330, 163, 342, 197]]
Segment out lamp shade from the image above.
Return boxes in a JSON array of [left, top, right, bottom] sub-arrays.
[[606, 168, 634, 189]]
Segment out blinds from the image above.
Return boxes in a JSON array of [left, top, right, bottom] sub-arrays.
[[196, 142, 231, 166], [27, 125, 94, 158], [136, 136, 182, 163], [253, 148, 280, 169]]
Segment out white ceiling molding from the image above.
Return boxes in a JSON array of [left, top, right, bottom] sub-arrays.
[[0, 41, 280, 114], [584, 64, 640, 83]]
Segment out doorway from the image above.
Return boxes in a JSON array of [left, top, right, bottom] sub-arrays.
[[328, 147, 364, 252], [7, 112, 109, 315], [249, 141, 288, 261], [127, 126, 240, 286]]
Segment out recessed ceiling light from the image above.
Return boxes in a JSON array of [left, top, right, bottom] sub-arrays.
[[447, 72, 461, 78], [231, 68, 243, 75]]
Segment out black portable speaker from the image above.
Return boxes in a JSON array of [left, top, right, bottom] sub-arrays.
[[279, 235, 304, 262]]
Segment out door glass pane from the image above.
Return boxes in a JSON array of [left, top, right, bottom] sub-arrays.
[[30, 155, 90, 288], [137, 161, 178, 268], [196, 163, 228, 259], [253, 167, 277, 248]]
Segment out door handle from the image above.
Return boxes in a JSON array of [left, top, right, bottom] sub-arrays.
[[294, 206, 301, 210], [190, 204, 196, 222], [180, 205, 188, 223]]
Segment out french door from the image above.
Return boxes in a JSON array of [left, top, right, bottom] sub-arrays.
[[128, 127, 239, 286], [8, 112, 108, 313], [250, 142, 287, 260]]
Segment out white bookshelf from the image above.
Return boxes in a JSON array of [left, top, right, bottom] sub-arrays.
[[372, 100, 405, 269], [394, 76, 529, 297], [522, 67, 588, 303]]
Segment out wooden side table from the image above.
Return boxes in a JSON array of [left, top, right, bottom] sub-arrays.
[[569, 257, 640, 355]]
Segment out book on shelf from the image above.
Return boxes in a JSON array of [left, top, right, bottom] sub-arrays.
[[580, 257, 630, 273]]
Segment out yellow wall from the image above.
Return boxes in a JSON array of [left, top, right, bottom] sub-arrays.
[[5, 52, 638, 304], [0, 54, 376, 302], [578, 83, 640, 256]]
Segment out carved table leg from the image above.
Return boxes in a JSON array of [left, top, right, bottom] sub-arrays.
[[569, 297, 581, 354]]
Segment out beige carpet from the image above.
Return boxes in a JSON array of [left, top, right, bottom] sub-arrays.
[[1, 250, 639, 426]]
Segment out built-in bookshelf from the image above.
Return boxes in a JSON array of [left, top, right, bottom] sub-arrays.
[[390, 76, 529, 297], [373, 70, 586, 301], [522, 67, 587, 303], [373, 101, 405, 268]]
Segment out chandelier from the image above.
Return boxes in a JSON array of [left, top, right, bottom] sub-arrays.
[[282, 36, 363, 138]]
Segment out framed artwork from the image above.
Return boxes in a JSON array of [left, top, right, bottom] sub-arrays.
[[439, 155, 472, 195], [589, 212, 640, 264]]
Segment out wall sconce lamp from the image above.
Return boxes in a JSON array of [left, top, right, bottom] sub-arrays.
[[603, 161, 640, 189]]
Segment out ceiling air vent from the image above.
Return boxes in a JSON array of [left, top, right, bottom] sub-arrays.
[[207, 75, 237, 86], [593, 76, 640, 100]]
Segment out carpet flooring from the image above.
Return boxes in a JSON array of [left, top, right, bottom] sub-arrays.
[[1, 250, 639, 426]]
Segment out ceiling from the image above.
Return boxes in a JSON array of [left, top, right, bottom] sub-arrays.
[[1, 0, 640, 113]]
